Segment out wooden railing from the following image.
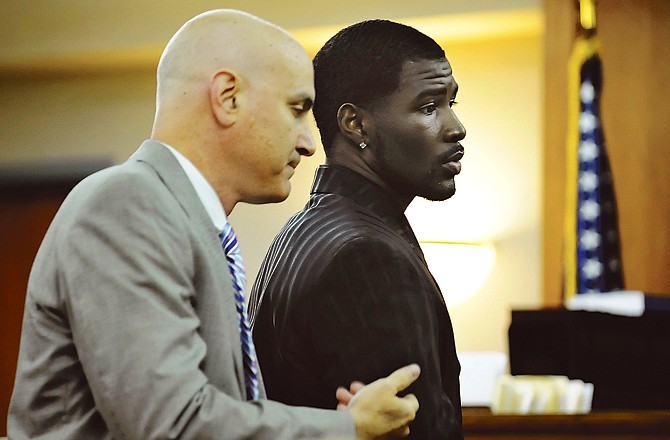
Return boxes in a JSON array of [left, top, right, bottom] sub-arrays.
[[463, 407, 670, 440]]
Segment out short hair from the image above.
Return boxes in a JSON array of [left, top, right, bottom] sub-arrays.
[[313, 20, 446, 150]]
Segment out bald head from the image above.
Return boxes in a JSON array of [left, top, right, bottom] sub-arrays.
[[156, 10, 300, 99], [153, 10, 305, 123], [151, 9, 315, 214]]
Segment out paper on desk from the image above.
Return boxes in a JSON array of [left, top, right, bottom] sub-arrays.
[[565, 290, 645, 317], [491, 374, 594, 415], [458, 351, 508, 407]]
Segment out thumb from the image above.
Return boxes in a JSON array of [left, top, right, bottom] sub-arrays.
[[385, 364, 421, 393]]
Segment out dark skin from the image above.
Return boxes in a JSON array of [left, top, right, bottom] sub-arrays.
[[327, 58, 466, 211]]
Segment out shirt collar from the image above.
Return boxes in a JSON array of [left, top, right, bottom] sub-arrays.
[[311, 164, 421, 251], [312, 164, 404, 216], [160, 141, 227, 231]]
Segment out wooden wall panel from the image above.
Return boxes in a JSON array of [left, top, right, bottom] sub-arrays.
[[543, 0, 670, 305], [0, 188, 68, 436], [0, 159, 110, 436]]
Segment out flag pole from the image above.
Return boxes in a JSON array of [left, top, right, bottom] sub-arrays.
[[579, 0, 597, 33]]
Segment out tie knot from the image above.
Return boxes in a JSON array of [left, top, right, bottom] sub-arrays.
[[220, 222, 240, 257], [220, 222, 246, 292]]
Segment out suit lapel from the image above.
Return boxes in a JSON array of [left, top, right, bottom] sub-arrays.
[[129, 140, 248, 397]]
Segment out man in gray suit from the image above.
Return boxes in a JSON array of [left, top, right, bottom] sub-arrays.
[[7, 9, 419, 440]]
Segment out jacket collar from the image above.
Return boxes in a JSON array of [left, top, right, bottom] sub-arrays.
[[311, 164, 424, 257]]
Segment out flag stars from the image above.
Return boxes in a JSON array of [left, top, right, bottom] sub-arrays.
[[580, 199, 600, 221], [579, 139, 599, 162], [579, 171, 599, 192], [609, 258, 621, 271], [580, 229, 601, 250], [580, 80, 595, 104], [582, 258, 603, 279], [579, 111, 598, 133], [573, 67, 624, 294], [606, 229, 618, 243], [602, 171, 612, 184], [601, 200, 614, 214]]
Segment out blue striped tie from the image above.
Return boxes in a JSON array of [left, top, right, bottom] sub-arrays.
[[219, 223, 260, 400]]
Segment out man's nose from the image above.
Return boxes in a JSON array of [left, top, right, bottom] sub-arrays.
[[443, 111, 466, 142], [297, 129, 316, 157]]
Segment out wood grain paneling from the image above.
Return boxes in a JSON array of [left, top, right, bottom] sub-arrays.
[[0, 160, 110, 436], [0, 188, 67, 436], [463, 407, 670, 440]]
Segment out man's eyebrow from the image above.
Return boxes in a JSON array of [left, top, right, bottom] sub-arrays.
[[414, 84, 448, 101]]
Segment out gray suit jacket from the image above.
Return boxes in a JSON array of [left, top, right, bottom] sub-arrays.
[[8, 140, 354, 439]]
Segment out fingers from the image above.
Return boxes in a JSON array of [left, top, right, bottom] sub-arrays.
[[346, 367, 420, 440], [349, 381, 365, 394], [336, 386, 353, 407], [385, 363, 421, 393], [395, 425, 410, 437], [401, 393, 419, 418], [336, 380, 367, 410]]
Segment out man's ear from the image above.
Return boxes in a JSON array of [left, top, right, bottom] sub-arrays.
[[337, 103, 371, 146], [210, 69, 240, 127]]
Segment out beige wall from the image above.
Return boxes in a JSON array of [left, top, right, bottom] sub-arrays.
[[0, 1, 542, 356], [425, 33, 544, 353], [0, 0, 539, 58]]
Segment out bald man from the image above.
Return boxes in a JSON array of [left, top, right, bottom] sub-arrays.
[[7, 10, 419, 440]]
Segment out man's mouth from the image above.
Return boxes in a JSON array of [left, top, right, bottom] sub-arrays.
[[442, 144, 464, 174]]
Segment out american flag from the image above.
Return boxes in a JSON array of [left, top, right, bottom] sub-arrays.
[[563, 26, 624, 300]]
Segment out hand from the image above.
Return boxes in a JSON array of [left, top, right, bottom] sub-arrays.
[[336, 381, 365, 410], [346, 364, 420, 439]]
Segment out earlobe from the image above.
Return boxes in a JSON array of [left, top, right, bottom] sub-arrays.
[[337, 103, 369, 146], [210, 69, 239, 127]]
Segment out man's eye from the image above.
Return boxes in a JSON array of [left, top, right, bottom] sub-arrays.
[[420, 103, 437, 114], [291, 99, 313, 117], [291, 105, 306, 115]]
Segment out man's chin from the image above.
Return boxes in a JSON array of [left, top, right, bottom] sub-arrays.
[[247, 185, 291, 205], [421, 183, 456, 202]]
